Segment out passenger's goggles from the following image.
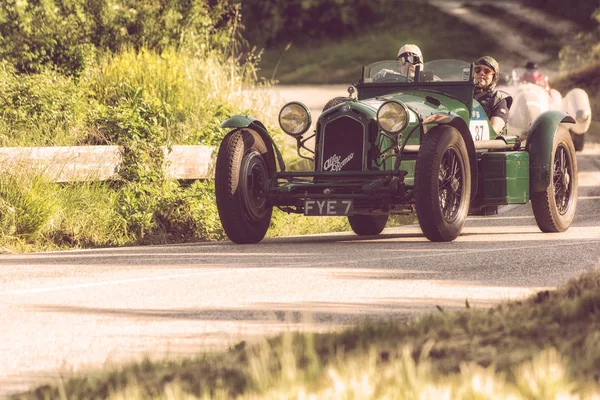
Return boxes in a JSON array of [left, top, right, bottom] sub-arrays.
[[474, 66, 494, 75], [398, 53, 422, 65]]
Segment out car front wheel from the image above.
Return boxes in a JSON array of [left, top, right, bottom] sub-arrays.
[[215, 129, 274, 244], [415, 125, 471, 242], [531, 128, 578, 232]]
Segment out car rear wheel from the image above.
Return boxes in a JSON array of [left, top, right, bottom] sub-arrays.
[[570, 131, 585, 152], [531, 128, 578, 232], [348, 214, 389, 236], [215, 129, 274, 244], [415, 125, 471, 242]]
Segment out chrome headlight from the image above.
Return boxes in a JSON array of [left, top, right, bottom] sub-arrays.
[[377, 101, 409, 134], [279, 102, 311, 137]]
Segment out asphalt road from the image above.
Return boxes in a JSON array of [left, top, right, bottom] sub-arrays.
[[1, 140, 599, 396]]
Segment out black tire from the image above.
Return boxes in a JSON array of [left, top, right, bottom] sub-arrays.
[[415, 125, 471, 242], [531, 128, 578, 232], [348, 214, 389, 236], [215, 129, 274, 244], [570, 131, 585, 152], [322, 97, 349, 112]]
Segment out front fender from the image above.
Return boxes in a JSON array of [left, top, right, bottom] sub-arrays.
[[221, 115, 286, 172], [525, 111, 575, 192], [221, 115, 259, 130]]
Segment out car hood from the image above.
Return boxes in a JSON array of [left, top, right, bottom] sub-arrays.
[[359, 89, 470, 121]]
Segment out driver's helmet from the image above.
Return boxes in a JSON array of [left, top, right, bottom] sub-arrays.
[[474, 56, 499, 90], [525, 61, 538, 71], [397, 44, 423, 67], [521, 61, 542, 84]]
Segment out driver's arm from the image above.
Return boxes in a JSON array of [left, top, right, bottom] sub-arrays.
[[490, 98, 509, 135], [490, 117, 506, 135], [372, 69, 396, 81]]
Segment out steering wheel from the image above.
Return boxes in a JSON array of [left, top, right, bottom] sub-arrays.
[[376, 73, 409, 83]]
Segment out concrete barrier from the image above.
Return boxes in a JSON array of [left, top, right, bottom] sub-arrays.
[[0, 145, 214, 182]]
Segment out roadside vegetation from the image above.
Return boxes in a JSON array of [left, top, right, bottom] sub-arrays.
[[14, 269, 600, 399], [250, 1, 507, 85], [0, 1, 242, 251]]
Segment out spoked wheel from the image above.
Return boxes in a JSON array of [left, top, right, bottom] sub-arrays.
[[348, 214, 389, 236], [215, 129, 275, 244], [531, 128, 578, 232], [415, 126, 471, 242]]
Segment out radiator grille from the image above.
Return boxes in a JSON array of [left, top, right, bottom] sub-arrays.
[[319, 116, 366, 171]]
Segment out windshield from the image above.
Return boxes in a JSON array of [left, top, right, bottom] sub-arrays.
[[362, 59, 473, 83]]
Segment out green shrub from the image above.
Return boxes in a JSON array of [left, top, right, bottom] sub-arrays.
[[0, 0, 241, 76], [81, 48, 257, 146], [0, 62, 88, 146], [152, 180, 225, 243]]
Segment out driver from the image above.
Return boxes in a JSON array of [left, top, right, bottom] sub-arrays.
[[473, 56, 509, 135], [372, 44, 423, 81], [519, 61, 550, 91]]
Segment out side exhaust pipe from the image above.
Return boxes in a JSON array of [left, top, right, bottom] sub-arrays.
[[402, 136, 523, 152]]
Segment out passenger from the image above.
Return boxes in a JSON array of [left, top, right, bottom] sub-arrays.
[[473, 56, 509, 135], [373, 44, 423, 81]]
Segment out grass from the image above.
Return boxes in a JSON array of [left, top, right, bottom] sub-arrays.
[[14, 268, 600, 399], [256, 2, 508, 85]]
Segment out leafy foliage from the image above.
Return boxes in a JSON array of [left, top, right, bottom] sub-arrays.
[[237, 0, 384, 49], [0, 62, 88, 146], [523, 0, 598, 30], [0, 0, 240, 76]]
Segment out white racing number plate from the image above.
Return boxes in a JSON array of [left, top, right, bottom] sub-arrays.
[[304, 199, 353, 216]]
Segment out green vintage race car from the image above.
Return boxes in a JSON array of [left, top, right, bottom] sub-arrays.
[[215, 59, 578, 243]]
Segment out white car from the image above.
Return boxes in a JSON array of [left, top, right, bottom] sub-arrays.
[[500, 68, 591, 151]]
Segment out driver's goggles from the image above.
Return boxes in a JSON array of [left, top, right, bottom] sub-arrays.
[[398, 53, 421, 65], [474, 66, 494, 75]]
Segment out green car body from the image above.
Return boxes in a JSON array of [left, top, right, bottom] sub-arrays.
[[215, 59, 578, 243]]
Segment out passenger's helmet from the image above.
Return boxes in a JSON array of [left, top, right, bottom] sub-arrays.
[[397, 44, 423, 66], [474, 56, 499, 90]]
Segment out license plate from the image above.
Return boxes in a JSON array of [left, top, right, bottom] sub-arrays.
[[304, 200, 353, 216]]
